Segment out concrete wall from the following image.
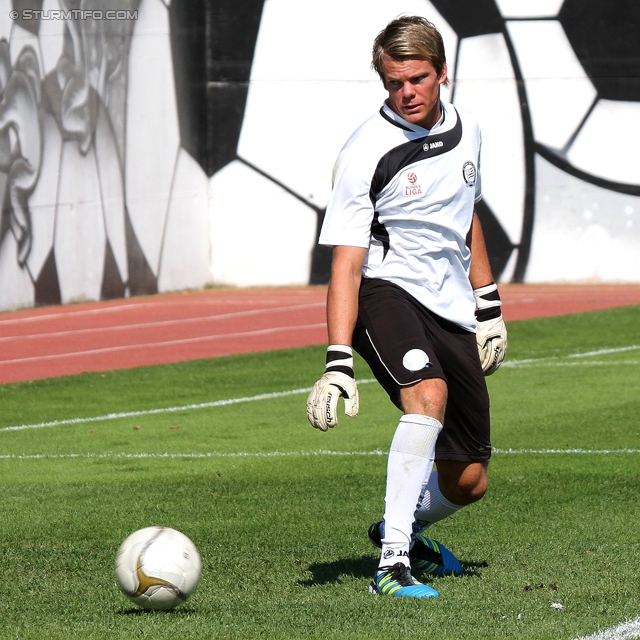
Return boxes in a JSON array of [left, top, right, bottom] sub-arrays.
[[0, 0, 638, 312]]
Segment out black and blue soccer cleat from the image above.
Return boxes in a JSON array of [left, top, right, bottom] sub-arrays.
[[369, 562, 439, 598], [368, 521, 463, 577]]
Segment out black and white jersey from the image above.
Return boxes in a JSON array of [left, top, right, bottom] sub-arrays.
[[320, 100, 482, 332]]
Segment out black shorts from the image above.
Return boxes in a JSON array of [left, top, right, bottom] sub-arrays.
[[352, 277, 491, 462]]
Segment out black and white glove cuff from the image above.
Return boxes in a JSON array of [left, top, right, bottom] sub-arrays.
[[325, 345, 354, 377], [474, 283, 502, 322]]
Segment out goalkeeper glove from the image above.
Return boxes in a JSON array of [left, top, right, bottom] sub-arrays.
[[306, 345, 359, 431], [474, 283, 508, 376]]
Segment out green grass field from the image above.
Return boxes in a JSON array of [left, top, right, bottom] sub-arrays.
[[1, 305, 639, 639]]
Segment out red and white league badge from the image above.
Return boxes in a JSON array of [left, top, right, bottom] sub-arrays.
[[405, 171, 422, 196]]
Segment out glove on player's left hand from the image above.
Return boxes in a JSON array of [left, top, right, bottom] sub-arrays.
[[474, 283, 508, 376], [307, 345, 359, 431]]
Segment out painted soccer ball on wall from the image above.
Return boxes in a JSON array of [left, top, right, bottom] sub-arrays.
[[208, 0, 640, 286], [491, 0, 640, 282], [115, 526, 202, 610]]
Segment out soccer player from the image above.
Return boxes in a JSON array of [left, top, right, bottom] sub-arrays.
[[306, 16, 508, 599]]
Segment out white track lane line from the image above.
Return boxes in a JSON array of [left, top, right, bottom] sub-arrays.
[[0, 302, 325, 342], [574, 617, 640, 640], [0, 301, 180, 325], [1, 345, 637, 433], [0, 297, 326, 326], [0, 323, 327, 366]]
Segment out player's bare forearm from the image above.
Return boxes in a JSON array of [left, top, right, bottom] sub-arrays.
[[307, 245, 365, 431], [326, 245, 367, 346], [468, 210, 508, 374], [467, 211, 494, 289]]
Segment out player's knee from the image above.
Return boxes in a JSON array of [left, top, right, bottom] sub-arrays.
[[400, 378, 448, 421]]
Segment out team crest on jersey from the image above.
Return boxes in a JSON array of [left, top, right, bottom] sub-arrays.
[[404, 171, 422, 196], [462, 161, 477, 187]]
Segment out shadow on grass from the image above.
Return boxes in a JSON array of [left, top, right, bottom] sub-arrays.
[[116, 606, 198, 616], [298, 556, 489, 586], [298, 555, 376, 586], [458, 559, 489, 578]]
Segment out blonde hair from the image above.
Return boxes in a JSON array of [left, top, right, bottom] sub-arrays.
[[372, 16, 448, 84]]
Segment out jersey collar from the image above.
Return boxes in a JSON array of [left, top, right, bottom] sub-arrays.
[[380, 100, 451, 135]]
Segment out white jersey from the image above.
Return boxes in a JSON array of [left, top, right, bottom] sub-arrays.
[[320, 100, 482, 332]]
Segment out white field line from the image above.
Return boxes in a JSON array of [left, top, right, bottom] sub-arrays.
[[0, 382, 360, 432], [568, 345, 640, 358], [0, 322, 327, 366], [0, 379, 377, 432], [2, 448, 640, 461], [574, 617, 640, 640], [500, 345, 640, 368], [0, 345, 637, 433], [0, 450, 386, 460], [0, 302, 325, 343], [505, 360, 638, 368], [493, 448, 640, 454]]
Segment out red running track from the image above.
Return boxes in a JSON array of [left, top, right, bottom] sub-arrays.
[[1, 284, 639, 384]]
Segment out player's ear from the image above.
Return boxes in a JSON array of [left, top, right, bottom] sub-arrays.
[[439, 62, 448, 86]]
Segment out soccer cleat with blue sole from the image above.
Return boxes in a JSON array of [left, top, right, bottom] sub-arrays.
[[368, 521, 463, 576], [411, 531, 463, 576], [369, 562, 439, 598]]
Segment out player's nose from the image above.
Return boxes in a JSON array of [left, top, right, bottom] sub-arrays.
[[402, 82, 415, 98]]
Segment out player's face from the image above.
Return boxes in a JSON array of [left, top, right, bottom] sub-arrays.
[[382, 57, 447, 130]]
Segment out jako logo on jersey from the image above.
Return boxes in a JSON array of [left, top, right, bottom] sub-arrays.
[[462, 161, 477, 187], [423, 140, 443, 151], [405, 172, 422, 196]]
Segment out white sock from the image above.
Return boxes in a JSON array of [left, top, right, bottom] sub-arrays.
[[380, 414, 442, 569], [413, 470, 463, 531]]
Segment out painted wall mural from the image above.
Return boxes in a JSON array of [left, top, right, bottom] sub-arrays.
[[0, 0, 638, 312], [0, 0, 210, 311], [208, 0, 640, 287]]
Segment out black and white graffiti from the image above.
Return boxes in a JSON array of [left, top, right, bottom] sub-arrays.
[[0, 0, 210, 311]]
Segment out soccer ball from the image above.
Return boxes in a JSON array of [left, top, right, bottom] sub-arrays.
[[115, 526, 202, 610]]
